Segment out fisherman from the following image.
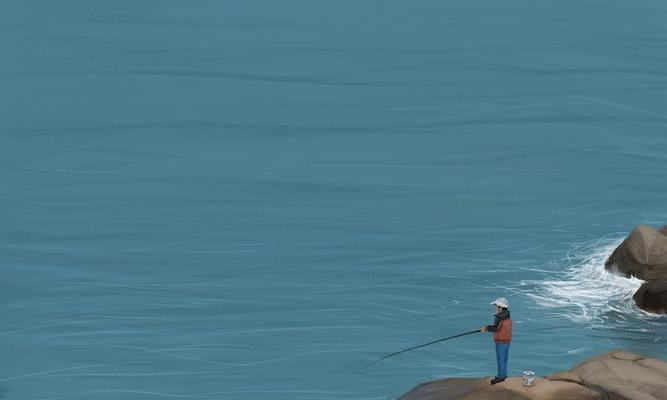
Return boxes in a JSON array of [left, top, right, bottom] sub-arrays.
[[480, 297, 512, 385]]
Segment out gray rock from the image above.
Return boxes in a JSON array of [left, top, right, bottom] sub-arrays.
[[633, 280, 667, 314], [604, 224, 667, 313], [604, 224, 667, 281]]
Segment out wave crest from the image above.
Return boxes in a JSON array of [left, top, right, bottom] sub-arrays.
[[527, 237, 656, 325]]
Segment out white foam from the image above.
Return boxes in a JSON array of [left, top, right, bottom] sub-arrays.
[[527, 238, 657, 325]]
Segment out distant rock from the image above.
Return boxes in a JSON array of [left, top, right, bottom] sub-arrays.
[[604, 224, 667, 313], [633, 280, 667, 314], [399, 350, 667, 400], [605, 224, 667, 281]]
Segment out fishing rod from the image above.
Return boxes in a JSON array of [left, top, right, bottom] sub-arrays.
[[360, 323, 582, 371], [360, 329, 481, 370]]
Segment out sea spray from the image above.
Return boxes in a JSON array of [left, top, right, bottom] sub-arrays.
[[527, 237, 654, 325]]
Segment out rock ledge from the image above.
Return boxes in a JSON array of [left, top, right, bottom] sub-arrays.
[[399, 350, 667, 400]]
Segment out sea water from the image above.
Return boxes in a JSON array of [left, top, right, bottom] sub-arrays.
[[2, 1, 667, 399]]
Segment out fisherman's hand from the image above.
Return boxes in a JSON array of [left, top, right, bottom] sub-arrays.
[[480, 326, 487, 332]]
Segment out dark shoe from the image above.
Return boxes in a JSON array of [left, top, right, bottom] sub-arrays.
[[490, 377, 506, 385]]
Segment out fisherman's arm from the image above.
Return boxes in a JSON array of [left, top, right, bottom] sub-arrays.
[[481, 317, 500, 332]]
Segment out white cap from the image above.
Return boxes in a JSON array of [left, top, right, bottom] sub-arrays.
[[491, 297, 508, 308]]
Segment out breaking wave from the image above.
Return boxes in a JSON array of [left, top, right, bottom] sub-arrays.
[[527, 237, 659, 325]]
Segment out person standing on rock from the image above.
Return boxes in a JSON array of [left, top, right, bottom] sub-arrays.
[[481, 297, 512, 385]]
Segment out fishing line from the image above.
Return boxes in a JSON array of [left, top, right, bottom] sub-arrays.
[[359, 329, 481, 370]]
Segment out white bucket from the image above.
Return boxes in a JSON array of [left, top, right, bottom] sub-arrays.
[[522, 371, 535, 387]]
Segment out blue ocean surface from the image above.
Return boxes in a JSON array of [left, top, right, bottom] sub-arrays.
[[2, 1, 667, 399]]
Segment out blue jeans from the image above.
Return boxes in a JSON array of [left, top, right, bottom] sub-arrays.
[[495, 342, 510, 378]]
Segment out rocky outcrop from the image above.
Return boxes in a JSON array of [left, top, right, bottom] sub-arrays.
[[604, 224, 667, 313], [560, 350, 667, 400], [605, 224, 667, 281], [399, 350, 667, 400], [633, 280, 667, 314], [400, 377, 599, 400]]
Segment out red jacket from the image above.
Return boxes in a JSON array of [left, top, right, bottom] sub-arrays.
[[487, 310, 512, 343]]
